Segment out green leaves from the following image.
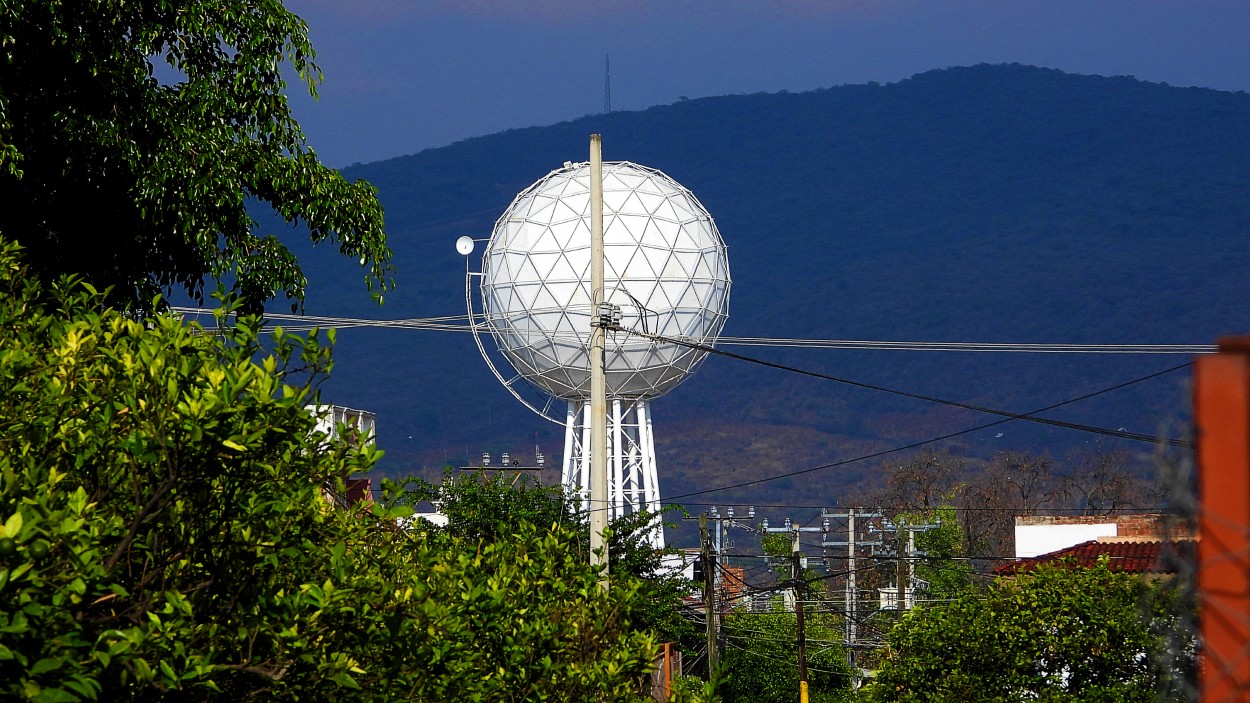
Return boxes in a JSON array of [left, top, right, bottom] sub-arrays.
[[0, 245, 665, 701], [864, 560, 1195, 703], [719, 610, 854, 703], [0, 0, 392, 314], [391, 473, 704, 654]]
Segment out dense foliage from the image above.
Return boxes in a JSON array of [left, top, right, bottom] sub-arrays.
[[719, 610, 852, 703], [0, 0, 391, 312], [0, 240, 663, 702], [864, 559, 1195, 702], [397, 473, 704, 654]]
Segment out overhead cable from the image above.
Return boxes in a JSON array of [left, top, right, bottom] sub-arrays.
[[169, 306, 1214, 354], [663, 362, 1193, 501], [636, 328, 1191, 449]]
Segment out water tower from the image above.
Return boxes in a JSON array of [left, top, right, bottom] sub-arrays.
[[461, 160, 730, 547]]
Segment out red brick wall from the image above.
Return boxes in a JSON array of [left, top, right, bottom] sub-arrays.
[[1015, 514, 1194, 539]]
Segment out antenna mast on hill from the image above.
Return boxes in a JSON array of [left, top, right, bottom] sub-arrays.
[[604, 54, 611, 114]]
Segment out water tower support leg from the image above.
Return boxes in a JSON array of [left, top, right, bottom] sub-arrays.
[[579, 401, 593, 504], [611, 399, 625, 521], [562, 400, 578, 488], [559, 398, 665, 549], [638, 400, 663, 549]]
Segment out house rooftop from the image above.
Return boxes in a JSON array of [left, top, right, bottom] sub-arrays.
[[992, 539, 1194, 577]]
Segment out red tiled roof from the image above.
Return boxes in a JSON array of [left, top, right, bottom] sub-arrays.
[[992, 540, 1194, 576]]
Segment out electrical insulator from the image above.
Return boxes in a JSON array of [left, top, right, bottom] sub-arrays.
[[482, 452, 491, 467]]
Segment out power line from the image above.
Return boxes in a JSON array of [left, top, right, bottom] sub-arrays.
[[176, 304, 1194, 488], [664, 362, 1192, 501], [714, 336, 1212, 354], [718, 638, 848, 677], [176, 304, 1194, 450], [169, 306, 1215, 354], [171, 307, 473, 332], [638, 328, 1191, 448], [676, 502, 1172, 513]]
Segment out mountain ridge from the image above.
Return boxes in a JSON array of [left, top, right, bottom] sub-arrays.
[[284, 63, 1249, 508]]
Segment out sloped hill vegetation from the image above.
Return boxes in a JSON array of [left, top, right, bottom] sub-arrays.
[[289, 64, 1250, 510]]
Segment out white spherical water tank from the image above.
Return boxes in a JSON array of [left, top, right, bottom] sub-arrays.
[[480, 161, 730, 400]]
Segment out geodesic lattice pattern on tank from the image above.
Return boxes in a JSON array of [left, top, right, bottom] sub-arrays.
[[481, 161, 730, 399]]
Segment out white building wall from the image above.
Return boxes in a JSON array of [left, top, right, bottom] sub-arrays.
[[1015, 523, 1117, 558], [306, 404, 376, 446]]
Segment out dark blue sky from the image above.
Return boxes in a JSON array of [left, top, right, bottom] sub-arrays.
[[290, 1, 1250, 167]]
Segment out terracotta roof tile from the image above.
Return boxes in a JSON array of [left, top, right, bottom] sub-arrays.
[[992, 539, 1194, 576]]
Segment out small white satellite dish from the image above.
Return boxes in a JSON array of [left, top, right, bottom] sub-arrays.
[[455, 236, 475, 256]]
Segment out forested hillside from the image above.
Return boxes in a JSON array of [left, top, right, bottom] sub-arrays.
[[283, 64, 1250, 510]]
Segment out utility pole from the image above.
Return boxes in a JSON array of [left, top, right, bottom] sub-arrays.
[[685, 505, 753, 625], [889, 518, 938, 611], [908, 527, 917, 607], [820, 509, 882, 671], [763, 517, 824, 700], [701, 514, 718, 676], [896, 525, 909, 612], [847, 509, 856, 652], [713, 507, 725, 600], [793, 529, 809, 703], [588, 134, 609, 590]]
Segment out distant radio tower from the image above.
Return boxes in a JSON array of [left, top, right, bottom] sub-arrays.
[[604, 54, 611, 114]]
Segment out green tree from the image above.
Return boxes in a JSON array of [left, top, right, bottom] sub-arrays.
[[898, 506, 976, 603], [0, 240, 663, 701], [714, 533, 853, 703], [399, 472, 581, 544], [719, 610, 853, 703], [864, 559, 1195, 703], [396, 473, 704, 655], [0, 0, 391, 312]]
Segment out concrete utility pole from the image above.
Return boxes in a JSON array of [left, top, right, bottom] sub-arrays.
[[847, 510, 856, 650], [820, 509, 882, 670], [896, 526, 909, 612], [907, 528, 916, 606], [589, 134, 609, 590], [892, 519, 939, 611]]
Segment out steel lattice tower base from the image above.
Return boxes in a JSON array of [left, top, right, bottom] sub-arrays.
[[561, 398, 664, 549]]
